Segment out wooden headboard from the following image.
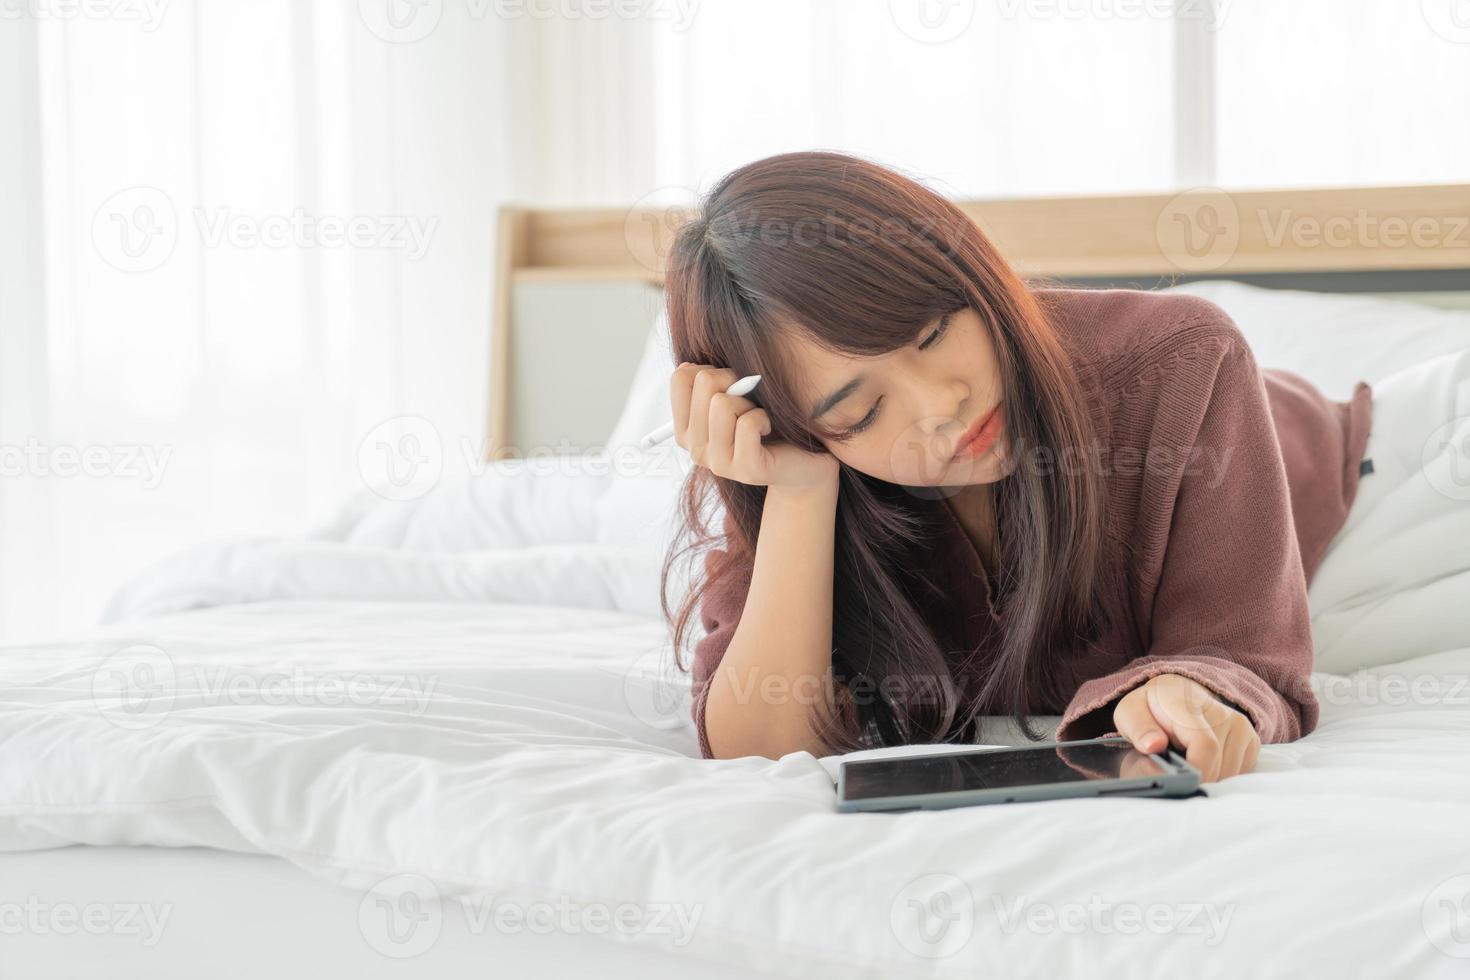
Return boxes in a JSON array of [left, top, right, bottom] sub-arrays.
[[488, 183, 1470, 459]]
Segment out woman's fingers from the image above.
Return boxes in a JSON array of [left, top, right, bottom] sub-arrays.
[[1112, 675, 1264, 783], [732, 407, 772, 474], [1217, 728, 1248, 781], [1184, 724, 1224, 784], [1217, 714, 1261, 779], [1111, 685, 1168, 755], [706, 392, 754, 473], [1243, 730, 1261, 773], [1112, 674, 1244, 782], [672, 362, 771, 479], [684, 366, 737, 464]]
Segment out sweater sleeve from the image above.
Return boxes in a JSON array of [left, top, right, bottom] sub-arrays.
[[1055, 324, 1321, 745], [689, 521, 753, 760]]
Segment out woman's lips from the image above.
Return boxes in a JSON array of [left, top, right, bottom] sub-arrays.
[[953, 405, 1003, 460]]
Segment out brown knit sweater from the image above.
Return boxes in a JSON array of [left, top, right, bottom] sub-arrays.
[[689, 287, 1374, 760]]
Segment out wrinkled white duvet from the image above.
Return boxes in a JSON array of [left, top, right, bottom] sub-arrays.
[[3, 581, 1469, 977]]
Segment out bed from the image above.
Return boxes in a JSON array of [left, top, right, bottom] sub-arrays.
[[3, 183, 1469, 978]]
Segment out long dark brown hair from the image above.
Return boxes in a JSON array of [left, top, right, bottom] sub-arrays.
[[658, 150, 1113, 754]]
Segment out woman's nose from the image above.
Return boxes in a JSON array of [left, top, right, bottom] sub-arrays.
[[915, 380, 969, 437]]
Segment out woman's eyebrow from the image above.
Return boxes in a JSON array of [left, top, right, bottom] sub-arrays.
[[810, 375, 866, 422]]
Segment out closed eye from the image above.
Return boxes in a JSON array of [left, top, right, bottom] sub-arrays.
[[835, 399, 881, 440], [834, 314, 958, 440], [833, 312, 957, 441], [917, 311, 955, 351]]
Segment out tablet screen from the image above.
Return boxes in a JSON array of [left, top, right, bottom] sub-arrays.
[[841, 742, 1167, 801]]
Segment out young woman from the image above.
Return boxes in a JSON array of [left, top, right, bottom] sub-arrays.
[[657, 150, 1375, 782]]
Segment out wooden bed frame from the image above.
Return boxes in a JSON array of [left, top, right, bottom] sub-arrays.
[[488, 183, 1470, 459]]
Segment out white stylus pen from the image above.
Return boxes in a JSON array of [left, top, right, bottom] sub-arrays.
[[639, 373, 763, 449]]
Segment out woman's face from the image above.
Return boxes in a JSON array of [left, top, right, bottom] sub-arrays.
[[783, 306, 1016, 489]]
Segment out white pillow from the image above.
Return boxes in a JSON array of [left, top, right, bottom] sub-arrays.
[[604, 306, 676, 452], [596, 305, 728, 615], [592, 442, 707, 619], [1159, 280, 1470, 398], [309, 457, 609, 551], [596, 302, 695, 549], [594, 442, 696, 550]]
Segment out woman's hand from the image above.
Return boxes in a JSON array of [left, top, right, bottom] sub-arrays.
[[671, 362, 840, 491], [1111, 673, 1261, 783]]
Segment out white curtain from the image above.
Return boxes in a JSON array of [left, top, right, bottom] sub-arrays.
[[649, 0, 1469, 197], [1215, 0, 1470, 187], [2, 0, 1465, 643], [3, 1, 575, 642], [649, 0, 1177, 199]]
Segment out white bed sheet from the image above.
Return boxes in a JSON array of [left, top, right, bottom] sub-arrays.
[[0, 845, 760, 979], [3, 597, 1469, 978]]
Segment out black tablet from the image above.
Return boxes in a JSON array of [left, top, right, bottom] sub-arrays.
[[836, 736, 1202, 813]]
